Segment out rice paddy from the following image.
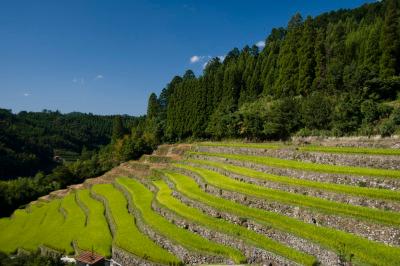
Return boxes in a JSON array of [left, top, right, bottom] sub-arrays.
[[1, 141, 399, 265]]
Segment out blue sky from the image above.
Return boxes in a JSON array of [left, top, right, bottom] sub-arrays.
[[0, 0, 374, 116]]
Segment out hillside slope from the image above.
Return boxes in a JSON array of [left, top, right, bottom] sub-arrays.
[[1, 139, 400, 265]]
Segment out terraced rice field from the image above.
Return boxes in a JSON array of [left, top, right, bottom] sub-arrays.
[[0, 141, 400, 265]]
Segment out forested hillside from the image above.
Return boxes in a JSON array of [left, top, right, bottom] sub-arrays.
[[146, 0, 400, 141], [0, 110, 143, 217], [0, 109, 137, 179]]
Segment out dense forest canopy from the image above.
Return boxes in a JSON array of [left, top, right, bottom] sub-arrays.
[[145, 0, 400, 141], [0, 108, 137, 180]]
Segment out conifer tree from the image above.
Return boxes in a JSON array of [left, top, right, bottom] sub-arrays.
[[379, 0, 399, 78], [147, 93, 159, 119], [312, 28, 327, 90], [364, 20, 382, 77], [112, 116, 124, 141], [274, 13, 303, 96], [298, 16, 316, 95]]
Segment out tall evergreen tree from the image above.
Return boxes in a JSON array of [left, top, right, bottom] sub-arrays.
[[274, 13, 303, 96], [312, 28, 327, 90], [112, 116, 124, 141], [379, 0, 399, 78], [298, 16, 316, 95], [364, 20, 382, 77], [147, 93, 159, 119]]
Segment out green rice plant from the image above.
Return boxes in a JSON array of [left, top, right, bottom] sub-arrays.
[[163, 170, 400, 266], [38, 194, 85, 254], [153, 179, 317, 266], [175, 164, 400, 227], [298, 145, 400, 156], [0, 199, 72, 254], [187, 159, 400, 201], [75, 190, 113, 257], [0, 204, 47, 253], [116, 177, 245, 263], [190, 151, 400, 179], [198, 142, 282, 149], [91, 184, 180, 265]]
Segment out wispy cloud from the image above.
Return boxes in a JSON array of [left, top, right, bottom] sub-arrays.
[[23, 93, 30, 97], [190, 55, 202, 63], [256, 40, 265, 49], [95, 74, 104, 80]]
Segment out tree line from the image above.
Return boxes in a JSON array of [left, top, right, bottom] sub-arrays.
[[146, 0, 400, 142]]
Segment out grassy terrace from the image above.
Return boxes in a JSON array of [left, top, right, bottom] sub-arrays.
[[117, 177, 245, 263], [0, 203, 48, 253], [297, 145, 400, 156], [153, 179, 317, 266], [176, 164, 400, 227], [76, 190, 112, 257], [190, 151, 400, 179], [38, 199, 72, 253], [198, 142, 283, 149], [187, 159, 400, 202], [163, 171, 400, 266], [58, 193, 86, 251], [0, 199, 77, 254], [0, 216, 17, 253], [91, 184, 180, 265], [199, 142, 400, 156]]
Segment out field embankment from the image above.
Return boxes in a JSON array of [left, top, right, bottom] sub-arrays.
[[0, 140, 400, 265]]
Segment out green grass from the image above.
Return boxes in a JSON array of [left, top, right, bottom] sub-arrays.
[[76, 190, 112, 257], [91, 184, 180, 265], [38, 194, 85, 254], [153, 179, 317, 266], [190, 151, 400, 179], [0, 204, 48, 253], [187, 159, 400, 202], [175, 164, 400, 227], [117, 177, 245, 263], [199, 141, 400, 156], [198, 142, 282, 149], [298, 145, 400, 156], [163, 170, 400, 266], [0, 199, 75, 254]]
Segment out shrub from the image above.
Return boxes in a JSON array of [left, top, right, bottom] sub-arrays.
[[379, 119, 396, 137]]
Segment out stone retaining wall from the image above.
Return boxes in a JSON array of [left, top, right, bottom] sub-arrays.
[[112, 246, 161, 266], [152, 197, 293, 266], [137, 177, 295, 266], [90, 190, 117, 237], [291, 136, 400, 148], [189, 162, 400, 212], [174, 167, 400, 247], [195, 146, 400, 170], [75, 192, 89, 226], [114, 182, 230, 265], [162, 176, 339, 265], [191, 154, 400, 190]]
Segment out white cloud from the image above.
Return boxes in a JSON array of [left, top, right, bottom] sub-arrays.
[[23, 93, 30, 97], [72, 77, 78, 83], [95, 74, 104, 80], [190, 55, 201, 63], [256, 40, 265, 49]]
